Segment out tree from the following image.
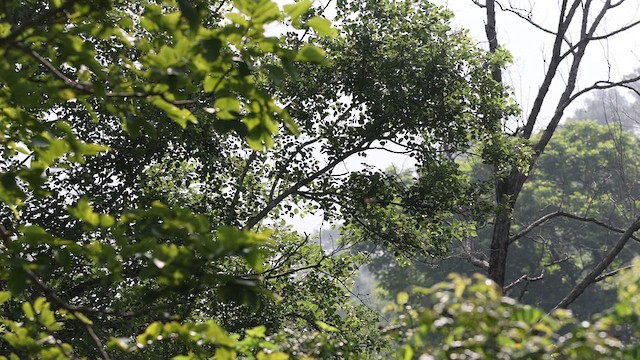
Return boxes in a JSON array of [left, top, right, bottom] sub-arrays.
[[366, 121, 640, 318], [469, 0, 640, 310], [0, 0, 356, 358], [0, 0, 515, 358]]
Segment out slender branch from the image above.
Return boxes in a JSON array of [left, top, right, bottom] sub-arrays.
[[494, 1, 560, 36], [21, 44, 93, 92], [81, 322, 111, 360], [552, 216, 640, 311], [467, 254, 490, 271], [484, 0, 502, 84], [243, 142, 370, 229], [504, 272, 544, 292], [566, 74, 640, 105], [543, 256, 571, 267], [268, 136, 323, 202], [559, 19, 640, 61], [510, 210, 640, 244], [25, 269, 111, 360], [531, 0, 611, 165], [0, 224, 11, 248], [260, 234, 311, 277], [461, 236, 489, 270], [226, 151, 257, 225], [16, 43, 200, 105], [594, 264, 634, 282], [262, 261, 326, 280], [521, 0, 580, 138], [295, 0, 334, 46]]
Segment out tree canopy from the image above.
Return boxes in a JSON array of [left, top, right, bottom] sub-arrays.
[[2, 0, 640, 359]]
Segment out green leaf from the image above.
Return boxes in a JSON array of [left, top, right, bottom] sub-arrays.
[[295, 45, 327, 63], [177, 0, 201, 31], [399, 345, 414, 360], [57, 89, 77, 100], [68, 198, 114, 228], [118, 16, 134, 30], [151, 97, 197, 127], [7, 268, 28, 294], [0, 291, 10, 305], [201, 38, 222, 61], [74, 312, 94, 325], [226, 13, 248, 27], [283, 0, 313, 21], [315, 320, 339, 332], [397, 292, 409, 305], [214, 97, 242, 120], [22, 302, 35, 320], [306, 16, 336, 36], [245, 325, 266, 338]]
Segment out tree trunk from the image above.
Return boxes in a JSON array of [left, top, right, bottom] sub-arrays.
[[488, 171, 525, 289], [488, 175, 513, 288]]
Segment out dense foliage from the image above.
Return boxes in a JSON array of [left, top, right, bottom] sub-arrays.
[[366, 121, 640, 317], [1, 0, 640, 359]]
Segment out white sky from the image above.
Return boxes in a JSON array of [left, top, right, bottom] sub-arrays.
[[282, 0, 640, 232], [435, 0, 640, 124]]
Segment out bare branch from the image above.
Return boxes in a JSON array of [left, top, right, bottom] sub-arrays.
[[467, 255, 490, 271], [543, 256, 571, 267], [81, 322, 111, 360], [25, 269, 111, 360], [521, 0, 581, 138], [531, 0, 611, 166], [495, 1, 559, 36], [484, 0, 502, 84], [594, 264, 634, 282], [566, 74, 640, 106], [243, 142, 371, 229], [559, 19, 640, 61], [461, 237, 489, 270], [552, 216, 640, 311], [510, 210, 640, 244], [504, 272, 544, 292]]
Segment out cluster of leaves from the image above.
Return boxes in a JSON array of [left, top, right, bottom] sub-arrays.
[[385, 262, 640, 359], [0, 0, 365, 358], [2, 0, 586, 358], [270, 0, 516, 261]]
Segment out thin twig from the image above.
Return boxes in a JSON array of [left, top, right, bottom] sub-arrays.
[[510, 210, 640, 244], [552, 216, 640, 311], [594, 264, 634, 282], [504, 273, 544, 292]]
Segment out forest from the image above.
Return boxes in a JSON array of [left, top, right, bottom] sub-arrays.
[[1, 0, 640, 358]]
